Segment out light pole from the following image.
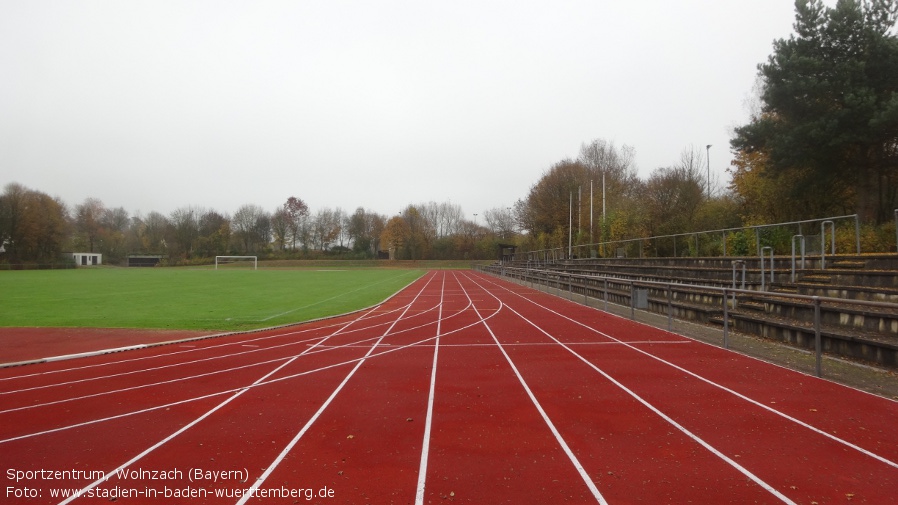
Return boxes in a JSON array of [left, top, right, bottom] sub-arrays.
[[706, 144, 712, 199]]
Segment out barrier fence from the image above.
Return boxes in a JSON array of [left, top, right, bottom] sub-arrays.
[[476, 264, 898, 378], [514, 214, 863, 263]]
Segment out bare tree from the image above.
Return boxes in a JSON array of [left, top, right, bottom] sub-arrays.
[[232, 204, 269, 253], [74, 197, 105, 253], [310, 207, 341, 251], [270, 208, 291, 251], [168, 206, 201, 259], [284, 196, 309, 250], [483, 206, 516, 240]]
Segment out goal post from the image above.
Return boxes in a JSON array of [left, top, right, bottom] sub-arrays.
[[215, 256, 258, 270]]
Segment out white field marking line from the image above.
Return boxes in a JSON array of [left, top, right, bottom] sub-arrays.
[[54, 299, 393, 505], [259, 270, 423, 322], [2, 299, 484, 445], [0, 300, 418, 385], [311, 340, 689, 349], [495, 303, 798, 504], [236, 272, 439, 504], [0, 292, 433, 394], [415, 272, 446, 505], [0, 298, 450, 412], [0, 354, 293, 415], [0, 283, 422, 384], [0, 334, 327, 396], [457, 275, 608, 504], [0, 298, 435, 397], [476, 272, 898, 471], [463, 273, 798, 505], [2, 282, 485, 444]]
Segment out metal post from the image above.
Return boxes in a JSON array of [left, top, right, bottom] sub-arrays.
[[666, 283, 673, 331], [706, 144, 712, 199], [603, 278, 608, 311], [761, 246, 773, 291], [723, 288, 730, 349], [731, 260, 744, 309], [791, 235, 805, 283], [821, 220, 835, 269], [814, 296, 822, 377]]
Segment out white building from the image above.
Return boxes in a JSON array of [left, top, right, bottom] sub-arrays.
[[70, 252, 102, 266]]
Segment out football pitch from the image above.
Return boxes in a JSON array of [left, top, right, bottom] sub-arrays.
[[0, 267, 424, 331]]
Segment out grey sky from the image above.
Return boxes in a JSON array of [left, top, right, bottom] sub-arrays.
[[1, 1, 802, 219]]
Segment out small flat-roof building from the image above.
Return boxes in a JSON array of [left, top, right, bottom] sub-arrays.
[[69, 252, 102, 266]]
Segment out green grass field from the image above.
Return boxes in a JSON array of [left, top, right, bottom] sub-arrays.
[[0, 267, 425, 331]]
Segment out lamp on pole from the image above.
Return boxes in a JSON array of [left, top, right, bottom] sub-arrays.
[[705, 144, 712, 199]]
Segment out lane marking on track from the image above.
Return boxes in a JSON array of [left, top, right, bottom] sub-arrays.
[[415, 271, 447, 505], [2, 277, 487, 443], [0, 277, 425, 383], [0, 334, 329, 396], [1, 292, 450, 398], [459, 274, 608, 505], [308, 340, 691, 349], [475, 272, 898, 471], [0, 300, 449, 410], [463, 271, 797, 505], [259, 271, 421, 322], [237, 272, 441, 505], [54, 288, 404, 505]]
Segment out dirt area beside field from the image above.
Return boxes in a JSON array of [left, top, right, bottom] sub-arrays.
[[0, 327, 214, 365]]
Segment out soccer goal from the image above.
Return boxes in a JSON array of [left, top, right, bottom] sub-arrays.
[[215, 256, 258, 270]]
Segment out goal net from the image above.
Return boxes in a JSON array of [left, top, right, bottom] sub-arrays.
[[215, 256, 258, 270]]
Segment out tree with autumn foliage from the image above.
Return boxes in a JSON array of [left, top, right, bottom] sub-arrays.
[[0, 182, 69, 264]]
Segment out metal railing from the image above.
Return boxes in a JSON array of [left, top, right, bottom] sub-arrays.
[[513, 214, 861, 263], [478, 265, 898, 378]]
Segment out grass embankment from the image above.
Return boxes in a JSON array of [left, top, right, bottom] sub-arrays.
[[1, 267, 424, 331]]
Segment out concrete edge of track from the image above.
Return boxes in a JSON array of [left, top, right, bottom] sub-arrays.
[[0, 272, 426, 370]]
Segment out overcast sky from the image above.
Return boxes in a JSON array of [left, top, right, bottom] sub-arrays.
[[1, 1, 805, 220]]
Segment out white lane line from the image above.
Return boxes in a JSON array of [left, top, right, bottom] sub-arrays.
[[459, 274, 608, 505], [3, 280, 490, 444], [57, 355, 301, 505], [414, 272, 446, 505], [0, 354, 293, 414], [237, 272, 439, 504], [0, 279, 421, 384], [0, 334, 328, 396], [2, 296, 444, 403], [259, 270, 421, 321], [478, 272, 898, 471], [55, 300, 389, 505], [465, 272, 800, 503]]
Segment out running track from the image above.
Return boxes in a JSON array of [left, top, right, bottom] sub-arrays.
[[1, 271, 897, 504]]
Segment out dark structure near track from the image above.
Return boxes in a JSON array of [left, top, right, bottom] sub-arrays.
[[484, 254, 898, 369], [127, 254, 165, 267]]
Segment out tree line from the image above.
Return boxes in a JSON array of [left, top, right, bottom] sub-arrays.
[[0, 184, 515, 265], [3, 1, 897, 266]]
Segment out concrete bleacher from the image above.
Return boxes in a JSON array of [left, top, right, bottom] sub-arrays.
[[491, 253, 898, 368]]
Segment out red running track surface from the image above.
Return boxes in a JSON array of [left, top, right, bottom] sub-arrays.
[[1, 271, 896, 504]]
